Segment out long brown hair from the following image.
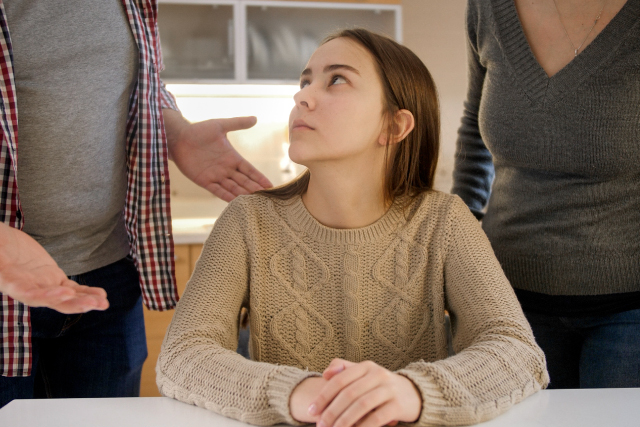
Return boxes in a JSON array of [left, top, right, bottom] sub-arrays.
[[260, 28, 440, 205]]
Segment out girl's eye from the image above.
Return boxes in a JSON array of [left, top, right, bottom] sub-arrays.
[[300, 79, 310, 89], [330, 75, 347, 86]]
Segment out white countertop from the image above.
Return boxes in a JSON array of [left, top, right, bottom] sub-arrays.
[[170, 196, 227, 244], [1, 389, 639, 427]]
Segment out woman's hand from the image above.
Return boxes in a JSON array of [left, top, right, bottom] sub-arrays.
[[309, 359, 422, 427]]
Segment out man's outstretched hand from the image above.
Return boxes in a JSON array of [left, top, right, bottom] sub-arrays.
[[0, 223, 109, 313], [164, 110, 273, 202]]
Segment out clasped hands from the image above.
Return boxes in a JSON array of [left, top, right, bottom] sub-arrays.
[[290, 358, 422, 427]]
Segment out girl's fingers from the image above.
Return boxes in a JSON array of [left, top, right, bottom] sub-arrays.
[[356, 403, 399, 427], [331, 386, 392, 427], [311, 362, 368, 416], [323, 358, 355, 379], [319, 372, 387, 427]]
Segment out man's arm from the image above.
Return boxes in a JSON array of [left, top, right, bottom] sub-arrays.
[[0, 222, 109, 313], [162, 109, 273, 202]]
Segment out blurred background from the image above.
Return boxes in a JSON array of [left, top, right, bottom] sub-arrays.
[[160, 0, 467, 202]]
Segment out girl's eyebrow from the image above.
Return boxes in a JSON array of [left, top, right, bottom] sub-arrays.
[[300, 64, 361, 78]]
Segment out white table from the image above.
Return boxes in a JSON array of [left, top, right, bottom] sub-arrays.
[[0, 389, 638, 427]]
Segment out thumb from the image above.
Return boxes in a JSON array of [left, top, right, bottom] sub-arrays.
[[216, 116, 258, 133]]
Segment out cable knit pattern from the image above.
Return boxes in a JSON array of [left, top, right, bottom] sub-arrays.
[[157, 192, 549, 426], [344, 244, 361, 362], [292, 247, 310, 356], [395, 240, 410, 351]]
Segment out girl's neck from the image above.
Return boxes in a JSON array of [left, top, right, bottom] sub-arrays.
[[301, 162, 389, 229]]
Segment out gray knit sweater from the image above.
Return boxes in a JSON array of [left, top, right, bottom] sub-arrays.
[[452, 0, 640, 296]]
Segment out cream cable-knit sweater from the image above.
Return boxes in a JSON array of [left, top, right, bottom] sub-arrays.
[[157, 191, 549, 426]]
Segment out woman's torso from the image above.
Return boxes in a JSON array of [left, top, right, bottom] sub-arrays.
[[472, 0, 640, 297], [514, 0, 628, 77]]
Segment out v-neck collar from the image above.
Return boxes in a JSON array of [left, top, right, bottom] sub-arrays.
[[490, 0, 640, 105]]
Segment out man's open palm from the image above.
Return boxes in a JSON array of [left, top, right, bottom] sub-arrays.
[[0, 223, 109, 313]]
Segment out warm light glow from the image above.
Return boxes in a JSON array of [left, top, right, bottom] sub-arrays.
[[167, 84, 298, 124], [166, 83, 304, 189], [172, 218, 217, 229], [166, 84, 299, 98]]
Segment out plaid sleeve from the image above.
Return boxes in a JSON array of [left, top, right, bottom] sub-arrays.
[[0, 2, 32, 377], [121, 0, 178, 311], [160, 81, 179, 111]]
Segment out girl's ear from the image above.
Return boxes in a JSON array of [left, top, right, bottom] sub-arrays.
[[378, 109, 415, 146]]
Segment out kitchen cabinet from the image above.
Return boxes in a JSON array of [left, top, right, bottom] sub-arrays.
[[281, 1, 400, 4], [157, 0, 402, 83], [140, 243, 204, 397], [158, 3, 235, 80]]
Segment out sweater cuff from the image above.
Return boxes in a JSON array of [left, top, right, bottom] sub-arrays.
[[396, 368, 448, 427], [266, 366, 321, 426]]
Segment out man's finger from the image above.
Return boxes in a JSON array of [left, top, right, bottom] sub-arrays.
[[52, 294, 109, 314], [230, 170, 267, 194], [220, 177, 250, 199], [238, 160, 273, 189], [15, 282, 108, 313], [20, 286, 76, 307], [216, 116, 258, 133], [205, 182, 236, 202], [64, 280, 108, 299]]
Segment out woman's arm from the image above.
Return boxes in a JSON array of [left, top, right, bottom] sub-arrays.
[[451, 1, 494, 220], [396, 197, 549, 426], [156, 198, 318, 426]]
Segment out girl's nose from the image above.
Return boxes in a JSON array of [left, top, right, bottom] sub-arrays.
[[294, 85, 315, 110]]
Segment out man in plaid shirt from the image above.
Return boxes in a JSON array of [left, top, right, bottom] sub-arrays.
[[0, 0, 270, 407]]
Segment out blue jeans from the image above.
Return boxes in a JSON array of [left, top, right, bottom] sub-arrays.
[[524, 308, 640, 389], [0, 256, 147, 408], [237, 327, 250, 359]]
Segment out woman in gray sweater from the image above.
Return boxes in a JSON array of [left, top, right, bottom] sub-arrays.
[[452, 0, 639, 389]]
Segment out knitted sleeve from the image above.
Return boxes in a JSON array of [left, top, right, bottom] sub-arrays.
[[156, 198, 319, 426], [397, 197, 549, 426], [451, 0, 494, 220]]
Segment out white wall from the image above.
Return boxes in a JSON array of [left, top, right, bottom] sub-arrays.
[[168, 1, 469, 198], [402, 0, 468, 192]]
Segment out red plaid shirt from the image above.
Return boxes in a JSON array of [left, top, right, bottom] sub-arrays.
[[0, 0, 179, 377]]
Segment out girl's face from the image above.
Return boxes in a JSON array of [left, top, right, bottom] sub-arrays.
[[288, 37, 387, 168]]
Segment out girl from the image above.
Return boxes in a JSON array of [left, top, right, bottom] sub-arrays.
[[157, 29, 548, 427]]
